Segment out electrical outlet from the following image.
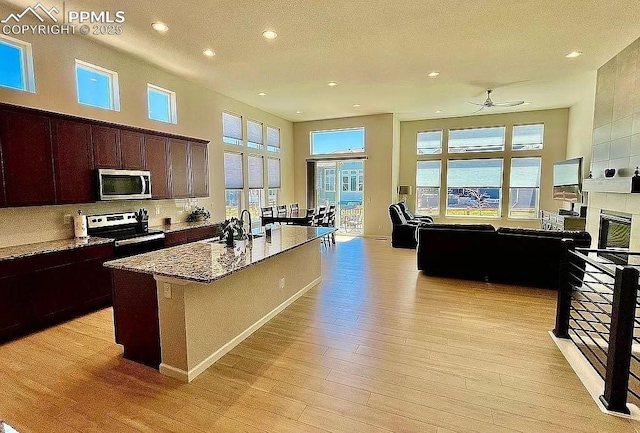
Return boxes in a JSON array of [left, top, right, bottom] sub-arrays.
[[154, 206, 160, 215], [378, 224, 383, 229], [279, 278, 285, 290], [163, 283, 172, 299], [63, 214, 72, 225]]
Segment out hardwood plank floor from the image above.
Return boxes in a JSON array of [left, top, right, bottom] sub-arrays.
[[1, 236, 638, 433]]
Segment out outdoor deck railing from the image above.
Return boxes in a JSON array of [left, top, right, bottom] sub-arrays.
[[554, 239, 640, 415]]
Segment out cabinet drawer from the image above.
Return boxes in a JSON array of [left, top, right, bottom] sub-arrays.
[[186, 226, 217, 242], [164, 230, 187, 247]]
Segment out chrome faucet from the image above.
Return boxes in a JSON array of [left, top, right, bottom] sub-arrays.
[[240, 209, 252, 241]]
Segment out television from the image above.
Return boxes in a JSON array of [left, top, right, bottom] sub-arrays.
[[553, 157, 583, 203]]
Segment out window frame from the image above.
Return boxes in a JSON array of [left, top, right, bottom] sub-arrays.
[[508, 156, 542, 219], [512, 123, 545, 151], [74, 59, 120, 111], [416, 160, 442, 216], [448, 125, 506, 154], [416, 130, 443, 155], [222, 111, 243, 146], [0, 35, 35, 93], [247, 119, 264, 150], [266, 125, 280, 153], [310, 127, 365, 156], [147, 83, 177, 124], [445, 158, 504, 218]]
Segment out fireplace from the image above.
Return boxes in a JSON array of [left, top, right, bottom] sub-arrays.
[[598, 210, 632, 265]]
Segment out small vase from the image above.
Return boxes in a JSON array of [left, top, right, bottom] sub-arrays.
[[225, 236, 235, 248], [604, 168, 616, 178]]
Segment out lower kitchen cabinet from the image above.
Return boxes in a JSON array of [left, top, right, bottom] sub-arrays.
[[0, 243, 114, 342], [164, 225, 219, 247]]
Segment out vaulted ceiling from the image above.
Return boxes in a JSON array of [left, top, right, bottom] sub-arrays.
[[3, 0, 640, 121]]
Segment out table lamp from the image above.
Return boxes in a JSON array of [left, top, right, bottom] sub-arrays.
[[397, 185, 412, 203]]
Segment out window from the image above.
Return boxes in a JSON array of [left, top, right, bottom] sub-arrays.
[[324, 168, 336, 192], [417, 130, 442, 155], [512, 124, 544, 150], [266, 125, 280, 152], [147, 84, 177, 124], [448, 126, 505, 153], [341, 169, 363, 192], [222, 112, 242, 146], [248, 155, 264, 219], [267, 158, 281, 206], [416, 160, 441, 215], [224, 152, 243, 218], [311, 127, 365, 155], [247, 120, 264, 149], [509, 157, 542, 219], [446, 159, 503, 217], [0, 35, 34, 92], [75, 60, 120, 111]]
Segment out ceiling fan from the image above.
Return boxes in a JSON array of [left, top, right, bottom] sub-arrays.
[[469, 90, 525, 113]]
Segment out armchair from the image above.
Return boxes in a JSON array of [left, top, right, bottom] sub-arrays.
[[388, 203, 432, 249]]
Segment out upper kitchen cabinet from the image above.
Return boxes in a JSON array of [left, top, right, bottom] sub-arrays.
[[190, 142, 209, 198], [0, 110, 56, 206], [144, 135, 170, 199], [92, 125, 121, 168], [52, 119, 95, 204], [170, 139, 189, 198], [120, 130, 145, 170]]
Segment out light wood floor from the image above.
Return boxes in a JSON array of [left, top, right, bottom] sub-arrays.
[[1, 236, 638, 433]]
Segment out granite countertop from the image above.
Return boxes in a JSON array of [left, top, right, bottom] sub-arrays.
[[0, 237, 114, 262], [156, 220, 220, 233], [104, 226, 333, 284]]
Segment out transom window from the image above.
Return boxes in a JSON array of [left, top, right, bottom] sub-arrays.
[[446, 159, 503, 217], [311, 127, 365, 155], [247, 120, 264, 149], [448, 126, 505, 153], [416, 160, 441, 216], [75, 60, 120, 111], [512, 124, 544, 150], [266, 125, 280, 152], [417, 130, 442, 155], [0, 35, 35, 93], [147, 84, 177, 124], [222, 112, 243, 146]]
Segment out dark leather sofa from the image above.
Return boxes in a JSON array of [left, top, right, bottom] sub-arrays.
[[388, 203, 433, 249], [417, 225, 591, 289]]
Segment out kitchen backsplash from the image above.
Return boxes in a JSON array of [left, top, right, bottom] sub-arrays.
[[0, 198, 214, 248]]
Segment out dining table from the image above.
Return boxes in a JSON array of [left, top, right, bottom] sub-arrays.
[[261, 209, 313, 226]]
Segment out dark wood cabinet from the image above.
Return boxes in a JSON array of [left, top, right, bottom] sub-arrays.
[[0, 139, 5, 207], [0, 110, 56, 206], [52, 119, 95, 204], [121, 130, 145, 169], [0, 275, 31, 340], [30, 263, 79, 327], [190, 142, 209, 197], [92, 125, 121, 168], [144, 135, 170, 199], [170, 139, 189, 198], [76, 244, 114, 309], [186, 226, 218, 242], [164, 230, 188, 247]]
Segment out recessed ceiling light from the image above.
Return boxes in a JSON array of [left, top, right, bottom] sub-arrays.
[[202, 49, 216, 57], [435, 110, 442, 114], [327, 81, 338, 87], [428, 71, 440, 77], [258, 92, 267, 96], [262, 30, 277, 40], [565, 51, 582, 58], [151, 22, 169, 33], [353, 104, 362, 108], [296, 111, 302, 114]]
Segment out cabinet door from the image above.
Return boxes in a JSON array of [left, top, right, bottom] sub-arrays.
[[0, 110, 56, 206], [144, 135, 170, 199], [75, 244, 114, 309], [0, 138, 5, 207], [186, 226, 217, 242], [52, 119, 95, 204], [92, 125, 121, 168], [30, 264, 80, 327], [164, 230, 187, 247], [0, 275, 31, 341], [170, 138, 189, 198], [121, 130, 145, 169], [190, 142, 209, 197]]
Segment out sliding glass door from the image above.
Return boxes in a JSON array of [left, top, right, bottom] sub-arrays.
[[315, 160, 364, 234]]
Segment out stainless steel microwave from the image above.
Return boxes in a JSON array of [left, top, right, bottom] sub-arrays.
[[97, 169, 152, 200]]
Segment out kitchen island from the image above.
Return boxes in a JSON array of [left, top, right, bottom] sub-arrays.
[[104, 226, 332, 382]]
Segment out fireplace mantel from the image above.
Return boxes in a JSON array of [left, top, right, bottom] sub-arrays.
[[582, 177, 640, 194]]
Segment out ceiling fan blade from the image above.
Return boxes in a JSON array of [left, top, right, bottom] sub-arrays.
[[471, 106, 485, 114], [469, 101, 487, 106], [491, 101, 525, 107]]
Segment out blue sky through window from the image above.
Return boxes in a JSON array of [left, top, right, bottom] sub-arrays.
[[0, 40, 24, 91], [76, 64, 112, 110], [148, 87, 171, 123], [311, 128, 365, 155]]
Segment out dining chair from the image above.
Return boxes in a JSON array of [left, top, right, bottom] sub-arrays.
[[289, 203, 300, 212], [261, 206, 274, 218], [276, 205, 287, 217]]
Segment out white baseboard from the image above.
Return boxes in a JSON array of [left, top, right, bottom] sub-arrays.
[[160, 276, 322, 383], [550, 331, 640, 420]]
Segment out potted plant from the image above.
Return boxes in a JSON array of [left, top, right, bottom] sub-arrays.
[[186, 206, 210, 222], [221, 217, 246, 247]]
